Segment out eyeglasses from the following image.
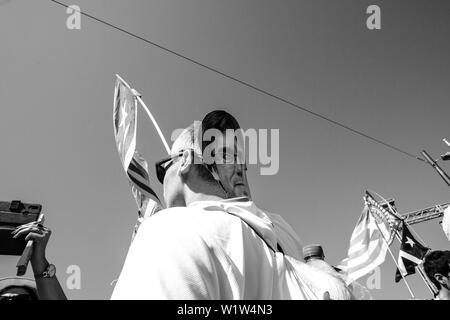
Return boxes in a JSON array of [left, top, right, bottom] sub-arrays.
[[214, 150, 246, 165], [155, 151, 185, 184], [212, 149, 247, 172], [155, 149, 247, 185]]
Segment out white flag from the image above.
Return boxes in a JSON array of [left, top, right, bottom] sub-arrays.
[[442, 206, 450, 241], [337, 205, 391, 283], [113, 75, 163, 242]]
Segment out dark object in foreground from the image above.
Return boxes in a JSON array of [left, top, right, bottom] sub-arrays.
[[421, 150, 450, 187], [0, 277, 38, 300], [441, 152, 450, 161], [0, 200, 41, 256]]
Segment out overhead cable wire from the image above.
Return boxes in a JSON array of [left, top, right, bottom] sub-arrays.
[[49, 0, 425, 164]]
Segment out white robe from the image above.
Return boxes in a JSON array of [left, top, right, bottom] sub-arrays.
[[111, 199, 352, 300]]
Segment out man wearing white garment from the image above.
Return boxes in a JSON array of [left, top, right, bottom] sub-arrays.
[[111, 121, 353, 299], [199, 110, 303, 259]]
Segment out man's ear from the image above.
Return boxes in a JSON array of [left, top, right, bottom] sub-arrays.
[[434, 273, 446, 286], [179, 149, 193, 176]]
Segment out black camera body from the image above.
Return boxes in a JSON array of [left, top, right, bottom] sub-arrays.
[[0, 201, 41, 256], [442, 152, 450, 161]]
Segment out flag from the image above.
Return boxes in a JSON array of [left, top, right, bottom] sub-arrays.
[[395, 223, 430, 282], [113, 75, 162, 241], [364, 192, 402, 244], [338, 197, 395, 283], [442, 206, 450, 241]]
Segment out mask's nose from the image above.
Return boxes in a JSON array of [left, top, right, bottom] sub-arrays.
[[235, 163, 245, 177]]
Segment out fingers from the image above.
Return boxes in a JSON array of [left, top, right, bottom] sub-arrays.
[[11, 222, 50, 240], [12, 221, 48, 233], [12, 224, 42, 235], [13, 227, 42, 240], [14, 221, 39, 229], [25, 232, 46, 242], [12, 222, 41, 235], [11, 224, 31, 235]]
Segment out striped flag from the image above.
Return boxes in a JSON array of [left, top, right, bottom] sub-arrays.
[[442, 206, 450, 241], [338, 196, 396, 283], [364, 192, 402, 245], [113, 75, 162, 241]]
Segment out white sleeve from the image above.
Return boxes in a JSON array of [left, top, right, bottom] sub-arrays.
[[111, 216, 223, 300]]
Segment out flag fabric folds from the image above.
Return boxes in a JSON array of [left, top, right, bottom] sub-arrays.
[[363, 192, 402, 245], [395, 223, 430, 282], [442, 206, 450, 241], [338, 196, 396, 283], [113, 75, 162, 241]]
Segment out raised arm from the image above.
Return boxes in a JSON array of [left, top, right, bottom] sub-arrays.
[[12, 222, 67, 300]]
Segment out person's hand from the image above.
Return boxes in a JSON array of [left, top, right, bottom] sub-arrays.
[[11, 222, 52, 275]]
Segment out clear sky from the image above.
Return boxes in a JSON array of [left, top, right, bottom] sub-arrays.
[[0, 0, 449, 299]]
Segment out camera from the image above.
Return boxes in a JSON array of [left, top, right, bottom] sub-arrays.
[[0, 200, 41, 256]]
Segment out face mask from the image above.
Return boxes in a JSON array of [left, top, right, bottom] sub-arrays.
[[194, 153, 229, 198], [204, 163, 229, 198], [192, 149, 230, 198]]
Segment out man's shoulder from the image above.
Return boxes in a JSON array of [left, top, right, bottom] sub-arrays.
[[254, 205, 304, 256], [130, 204, 247, 268], [139, 206, 199, 231], [257, 208, 295, 231], [138, 204, 241, 238], [259, 208, 292, 227]]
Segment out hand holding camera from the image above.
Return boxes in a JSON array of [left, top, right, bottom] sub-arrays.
[[12, 221, 52, 276]]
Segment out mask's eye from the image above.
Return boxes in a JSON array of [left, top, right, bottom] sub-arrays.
[[223, 152, 235, 164], [215, 151, 234, 164]]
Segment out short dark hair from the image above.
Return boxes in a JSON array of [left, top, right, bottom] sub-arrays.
[[201, 110, 241, 154], [423, 250, 450, 289]]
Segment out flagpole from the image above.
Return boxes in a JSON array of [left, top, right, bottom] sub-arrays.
[[366, 190, 403, 221], [383, 237, 416, 299], [136, 95, 171, 155], [116, 74, 171, 155], [368, 208, 416, 299], [421, 150, 450, 187], [393, 228, 438, 297], [416, 263, 437, 296], [402, 223, 436, 292], [367, 190, 437, 297]]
